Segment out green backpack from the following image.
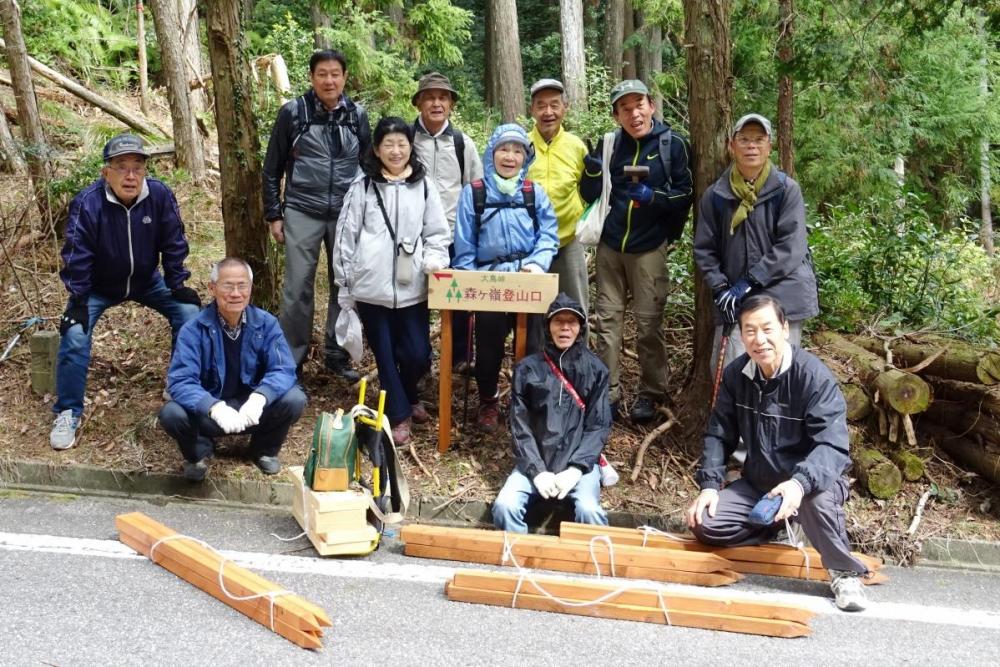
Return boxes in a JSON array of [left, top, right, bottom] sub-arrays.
[[303, 408, 358, 491]]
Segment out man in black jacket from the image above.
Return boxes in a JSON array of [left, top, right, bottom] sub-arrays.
[[492, 294, 612, 533], [262, 50, 371, 381], [686, 295, 870, 612], [580, 79, 692, 423]]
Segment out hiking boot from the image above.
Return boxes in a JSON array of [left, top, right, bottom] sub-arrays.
[[325, 357, 360, 383], [630, 396, 657, 423], [392, 419, 412, 445], [254, 455, 282, 475], [477, 399, 500, 433], [829, 571, 868, 612], [411, 402, 430, 424], [599, 454, 619, 487], [50, 410, 80, 450], [182, 459, 209, 482]]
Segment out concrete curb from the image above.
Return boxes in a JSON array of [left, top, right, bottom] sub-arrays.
[[2, 460, 998, 569]]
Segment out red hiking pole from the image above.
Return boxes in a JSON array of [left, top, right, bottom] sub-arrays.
[[711, 322, 735, 409]]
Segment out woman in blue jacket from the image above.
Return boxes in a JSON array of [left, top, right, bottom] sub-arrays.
[[453, 124, 559, 432]]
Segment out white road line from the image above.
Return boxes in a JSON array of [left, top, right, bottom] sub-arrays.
[[4, 531, 1000, 630]]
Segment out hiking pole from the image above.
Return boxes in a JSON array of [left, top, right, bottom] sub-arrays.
[[711, 322, 735, 409], [461, 313, 474, 433]]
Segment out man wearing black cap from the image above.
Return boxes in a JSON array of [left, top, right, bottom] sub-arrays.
[[49, 133, 201, 450], [492, 293, 612, 532], [580, 79, 693, 423], [694, 112, 818, 373], [411, 71, 482, 370]]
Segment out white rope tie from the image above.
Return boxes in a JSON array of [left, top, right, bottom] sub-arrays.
[[588, 535, 616, 579], [272, 473, 310, 542], [498, 531, 672, 626], [782, 512, 812, 580], [149, 534, 295, 631], [638, 524, 697, 547]]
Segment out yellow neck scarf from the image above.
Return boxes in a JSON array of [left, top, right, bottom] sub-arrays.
[[729, 160, 771, 235]]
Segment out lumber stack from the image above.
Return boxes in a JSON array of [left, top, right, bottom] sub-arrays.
[[445, 569, 815, 638], [288, 465, 380, 556], [400, 524, 742, 586], [558, 523, 888, 585], [115, 512, 330, 649]]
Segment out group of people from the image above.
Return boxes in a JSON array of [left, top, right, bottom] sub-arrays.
[[46, 48, 868, 612]]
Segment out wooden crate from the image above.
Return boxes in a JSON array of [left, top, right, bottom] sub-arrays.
[[288, 466, 379, 556]]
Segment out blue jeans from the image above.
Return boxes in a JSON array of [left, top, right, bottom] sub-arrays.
[[356, 300, 432, 425], [492, 465, 607, 533], [54, 276, 200, 417], [158, 387, 307, 463]]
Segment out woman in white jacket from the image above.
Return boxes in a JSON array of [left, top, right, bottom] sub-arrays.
[[334, 117, 450, 444]]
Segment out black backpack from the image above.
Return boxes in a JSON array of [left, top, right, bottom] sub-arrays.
[[292, 93, 361, 150], [470, 178, 538, 233]]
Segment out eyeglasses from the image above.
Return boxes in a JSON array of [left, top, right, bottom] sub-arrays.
[[735, 136, 770, 148], [106, 165, 147, 176], [216, 282, 251, 294]]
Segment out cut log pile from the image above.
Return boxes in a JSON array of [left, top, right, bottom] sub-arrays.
[[288, 466, 380, 556], [116, 512, 330, 649], [558, 523, 887, 584], [814, 331, 1000, 498], [400, 523, 742, 586], [445, 569, 815, 638]]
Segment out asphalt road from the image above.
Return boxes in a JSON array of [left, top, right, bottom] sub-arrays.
[[2, 491, 998, 665]]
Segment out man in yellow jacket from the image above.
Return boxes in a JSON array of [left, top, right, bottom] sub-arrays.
[[528, 79, 589, 316]]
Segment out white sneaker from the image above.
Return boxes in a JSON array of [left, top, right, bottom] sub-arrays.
[[830, 571, 868, 612], [50, 410, 80, 450], [599, 454, 619, 487]]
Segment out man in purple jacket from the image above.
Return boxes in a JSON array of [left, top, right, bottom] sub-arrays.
[[49, 134, 201, 451]]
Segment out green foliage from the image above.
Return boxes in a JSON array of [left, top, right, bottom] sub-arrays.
[[406, 0, 474, 67], [562, 49, 618, 144], [20, 0, 136, 89], [810, 193, 999, 341]]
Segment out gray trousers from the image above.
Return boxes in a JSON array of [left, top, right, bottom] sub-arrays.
[[528, 239, 590, 353], [593, 242, 670, 403], [279, 207, 348, 366], [690, 477, 869, 575]]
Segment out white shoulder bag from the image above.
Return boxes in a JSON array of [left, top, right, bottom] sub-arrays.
[[575, 130, 615, 246]]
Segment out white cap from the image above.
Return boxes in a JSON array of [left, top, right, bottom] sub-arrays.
[[530, 78, 565, 98], [732, 113, 772, 138]]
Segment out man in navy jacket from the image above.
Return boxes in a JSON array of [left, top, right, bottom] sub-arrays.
[[50, 134, 200, 451], [160, 258, 305, 481]]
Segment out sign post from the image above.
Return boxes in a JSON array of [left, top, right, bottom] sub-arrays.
[[428, 270, 559, 453]]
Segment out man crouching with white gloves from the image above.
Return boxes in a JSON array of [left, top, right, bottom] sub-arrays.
[[159, 258, 306, 481], [492, 293, 612, 532]]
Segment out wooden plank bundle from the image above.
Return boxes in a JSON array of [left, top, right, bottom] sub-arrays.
[[400, 524, 742, 586], [288, 465, 380, 556], [115, 512, 331, 649], [445, 569, 814, 638], [558, 523, 888, 584]]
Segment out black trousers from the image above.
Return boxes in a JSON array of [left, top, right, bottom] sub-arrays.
[[474, 311, 541, 400], [690, 477, 869, 574], [159, 387, 307, 463]]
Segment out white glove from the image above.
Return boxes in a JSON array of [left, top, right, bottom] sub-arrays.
[[423, 259, 447, 274], [238, 392, 267, 427], [521, 263, 545, 274], [210, 402, 249, 434], [554, 467, 583, 500], [532, 471, 559, 499]]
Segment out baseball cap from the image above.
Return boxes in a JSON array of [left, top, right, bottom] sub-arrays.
[[103, 134, 150, 162], [609, 79, 650, 107], [530, 78, 565, 98], [411, 72, 459, 105], [732, 113, 772, 138]]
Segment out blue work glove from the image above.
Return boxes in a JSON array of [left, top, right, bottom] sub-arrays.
[[626, 182, 654, 206], [714, 279, 753, 323]]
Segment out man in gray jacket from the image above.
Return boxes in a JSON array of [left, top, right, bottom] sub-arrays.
[[411, 71, 482, 369], [262, 50, 371, 381], [686, 295, 870, 612], [694, 113, 818, 372]]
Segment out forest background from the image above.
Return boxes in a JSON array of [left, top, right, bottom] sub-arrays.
[[0, 0, 997, 558]]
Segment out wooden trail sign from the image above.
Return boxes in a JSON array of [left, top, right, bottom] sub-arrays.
[[429, 270, 559, 453]]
